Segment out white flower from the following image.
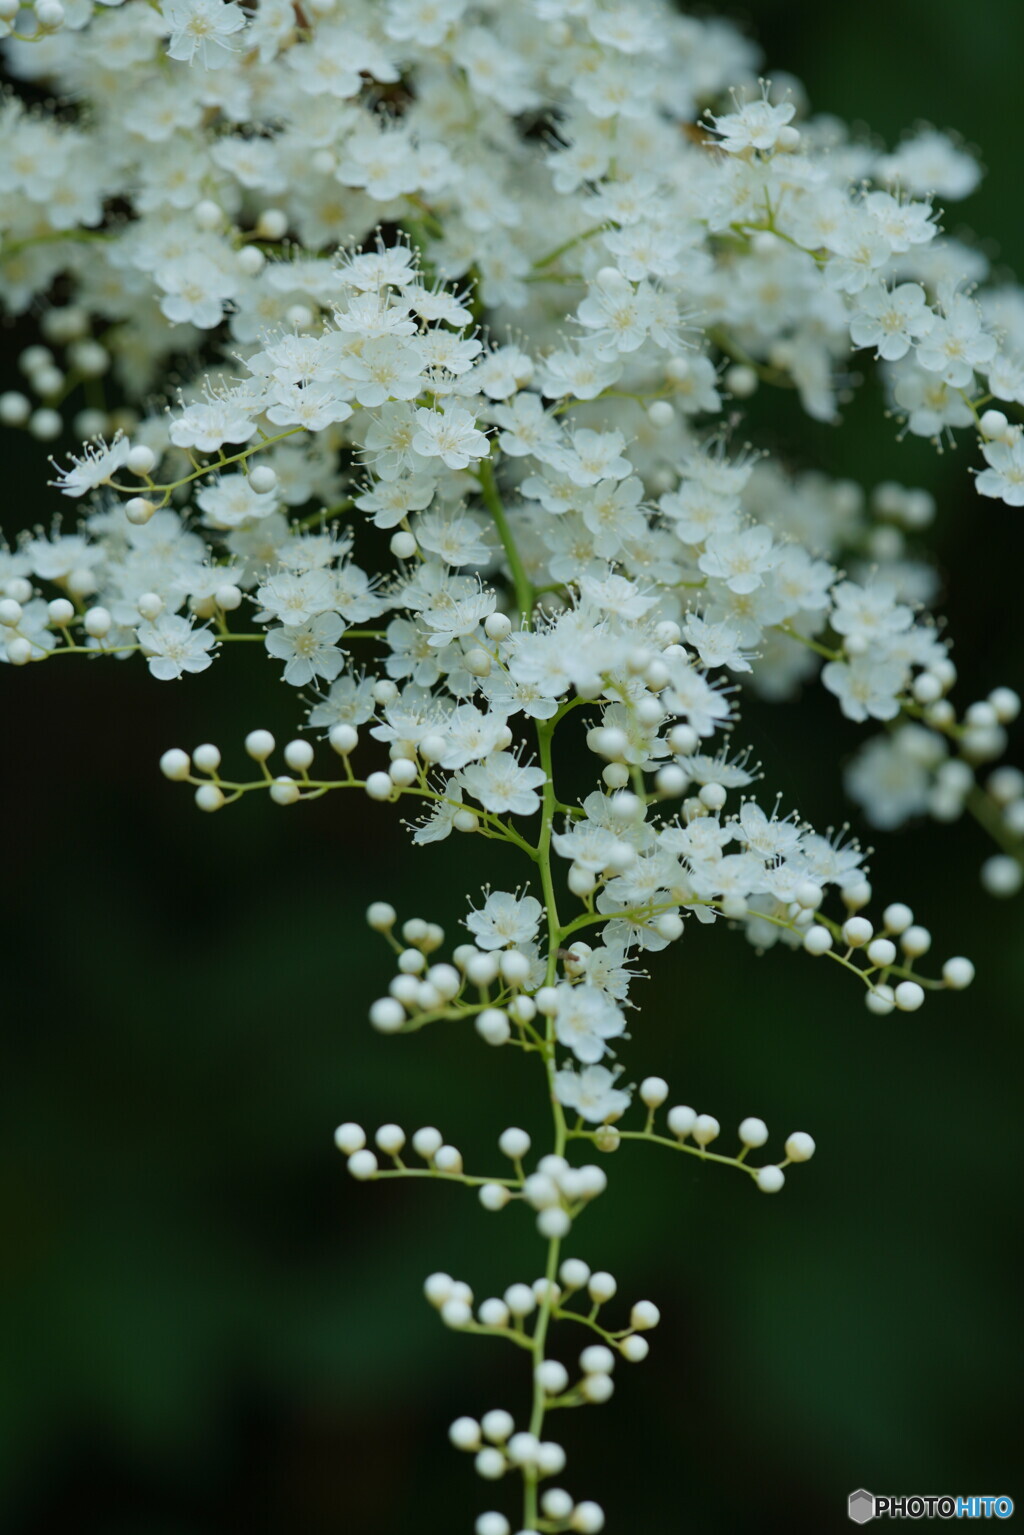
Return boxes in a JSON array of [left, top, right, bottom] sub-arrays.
[[264, 613, 346, 686], [552, 982, 626, 1065], [50, 435, 131, 499], [554, 1063, 631, 1124], [256, 569, 337, 627], [850, 283, 934, 362], [975, 436, 1024, 506], [411, 404, 490, 470], [706, 96, 796, 154], [465, 890, 543, 950], [163, 0, 247, 70], [457, 752, 547, 816], [136, 614, 217, 680], [822, 655, 907, 723]]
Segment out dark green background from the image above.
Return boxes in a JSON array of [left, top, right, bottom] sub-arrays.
[[2, 4, 1022, 1531]]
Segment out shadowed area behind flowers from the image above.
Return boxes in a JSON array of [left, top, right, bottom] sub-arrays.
[[2, 1, 1024, 1530]]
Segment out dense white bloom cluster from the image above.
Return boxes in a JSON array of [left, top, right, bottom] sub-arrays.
[[1, 2, 1020, 1529]]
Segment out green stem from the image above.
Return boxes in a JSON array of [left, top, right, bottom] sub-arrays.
[[476, 457, 534, 625]]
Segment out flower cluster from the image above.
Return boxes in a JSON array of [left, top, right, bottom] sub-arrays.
[[1, 2, 1021, 1531]]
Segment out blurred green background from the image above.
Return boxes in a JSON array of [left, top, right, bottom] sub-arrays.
[[2, 3, 1023, 1531]]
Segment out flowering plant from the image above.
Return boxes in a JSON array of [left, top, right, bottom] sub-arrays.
[[2, 2, 1022, 1531]]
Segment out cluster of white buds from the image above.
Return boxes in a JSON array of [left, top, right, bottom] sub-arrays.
[[798, 894, 975, 1014]]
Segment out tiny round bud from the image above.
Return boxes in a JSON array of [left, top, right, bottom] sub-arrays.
[[0, 391, 31, 426], [667, 1104, 696, 1138], [630, 1300, 660, 1330], [246, 463, 276, 494], [215, 583, 243, 611], [194, 785, 225, 812], [481, 1408, 514, 1444], [558, 1259, 590, 1292], [900, 924, 931, 958], [692, 1114, 720, 1146], [655, 764, 687, 797], [843, 879, 873, 911], [474, 1447, 506, 1480], [537, 1207, 571, 1239], [587, 1271, 616, 1305], [536, 1359, 569, 1395], [412, 1126, 443, 1160], [159, 748, 191, 781], [29, 408, 62, 441], [989, 686, 1021, 723], [269, 776, 300, 806], [126, 444, 157, 476], [484, 612, 512, 641], [725, 362, 759, 398], [369, 997, 405, 1033], [504, 1283, 536, 1318], [192, 743, 221, 774], [475, 1514, 510, 1535], [365, 771, 393, 801], [894, 980, 925, 1012], [981, 854, 1023, 897], [842, 916, 873, 947], [543, 1489, 574, 1520], [464, 647, 492, 677], [333, 1122, 365, 1154], [374, 1123, 405, 1156], [738, 1116, 768, 1148], [423, 1271, 453, 1308], [137, 592, 163, 621], [867, 938, 897, 967], [256, 208, 289, 240], [366, 901, 396, 931], [390, 530, 418, 560], [866, 984, 896, 1017], [389, 757, 418, 786], [0, 599, 23, 627], [756, 1165, 785, 1194], [6, 638, 30, 667], [784, 1132, 815, 1163], [620, 1334, 650, 1363], [639, 1076, 669, 1109], [47, 598, 75, 627], [499, 1127, 531, 1160], [328, 723, 358, 755], [570, 1503, 606, 1534], [476, 1008, 511, 1046], [579, 1373, 614, 1405], [942, 956, 975, 990], [124, 497, 156, 526], [245, 729, 275, 761], [449, 1416, 480, 1451], [83, 605, 111, 638], [478, 1298, 510, 1327], [434, 1145, 463, 1174], [699, 782, 727, 811], [580, 1344, 615, 1375], [883, 902, 914, 934], [479, 1183, 511, 1212], [496, 950, 530, 987], [347, 1149, 377, 1180], [441, 1297, 473, 1329]]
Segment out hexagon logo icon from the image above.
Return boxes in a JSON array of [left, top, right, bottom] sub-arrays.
[[848, 1489, 875, 1524]]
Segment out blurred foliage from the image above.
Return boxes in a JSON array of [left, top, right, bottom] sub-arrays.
[[2, 3, 1024, 1531]]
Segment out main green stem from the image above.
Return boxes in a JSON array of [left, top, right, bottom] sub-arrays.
[[476, 457, 534, 627], [522, 713, 569, 1531]]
